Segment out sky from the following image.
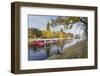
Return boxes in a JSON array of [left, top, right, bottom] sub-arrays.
[[28, 15, 86, 36], [28, 15, 57, 30]]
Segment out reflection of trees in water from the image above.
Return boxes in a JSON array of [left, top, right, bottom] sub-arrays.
[[46, 39, 67, 56], [28, 39, 74, 60], [56, 39, 65, 49]]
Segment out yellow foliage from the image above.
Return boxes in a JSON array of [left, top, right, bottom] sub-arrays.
[[58, 32, 64, 38], [42, 30, 53, 38]]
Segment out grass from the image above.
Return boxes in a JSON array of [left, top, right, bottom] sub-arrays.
[[81, 47, 88, 58], [47, 39, 88, 59]]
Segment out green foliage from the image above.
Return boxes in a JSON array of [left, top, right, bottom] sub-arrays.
[[51, 16, 88, 38], [47, 22, 51, 31], [65, 17, 80, 24], [55, 16, 80, 25], [28, 28, 34, 38], [81, 47, 88, 58], [28, 28, 42, 38], [60, 28, 63, 32], [32, 28, 42, 38]]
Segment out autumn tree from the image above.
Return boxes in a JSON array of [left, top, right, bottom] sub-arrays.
[[42, 21, 53, 38], [50, 16, 88, 38]]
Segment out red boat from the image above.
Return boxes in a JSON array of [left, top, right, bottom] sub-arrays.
[[32, 40, 57, 47], [32, 41, 46, 47]]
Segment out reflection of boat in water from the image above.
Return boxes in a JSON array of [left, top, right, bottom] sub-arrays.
[[28, 39, 83, 60]]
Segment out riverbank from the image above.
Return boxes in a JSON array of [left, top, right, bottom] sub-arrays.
[[47, 39, 87, 59]]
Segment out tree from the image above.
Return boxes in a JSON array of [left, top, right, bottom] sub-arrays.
[[32, 28, 42, 38], [28, 28, 42, 38], [28, 28, 35, 38], [47, 22, 51, 31], [42, 22, 53, 38], [53, 16, 80, 25], [80, 17, 88, 37], [42, 31, 53, 38], [50, 16, 88, 38]]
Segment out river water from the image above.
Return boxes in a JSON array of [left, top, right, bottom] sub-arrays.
[[28, 39, 82, 60]]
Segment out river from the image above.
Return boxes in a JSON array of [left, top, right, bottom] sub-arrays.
[[28, 39, 83, 60]]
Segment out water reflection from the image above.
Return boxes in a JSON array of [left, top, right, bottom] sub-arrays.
[[28, 47, 47, 60], [28, 39, 82, 60]]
